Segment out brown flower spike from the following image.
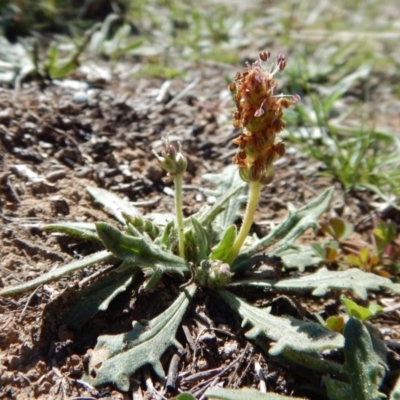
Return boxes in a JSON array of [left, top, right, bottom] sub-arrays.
[[230, 51, 299, 184]]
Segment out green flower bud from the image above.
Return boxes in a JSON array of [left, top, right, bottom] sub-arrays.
[[153, 138, 187, 178]]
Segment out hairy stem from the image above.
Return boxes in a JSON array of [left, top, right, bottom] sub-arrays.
[[226, 181, 262, 264], [174, 174, 185, 258]]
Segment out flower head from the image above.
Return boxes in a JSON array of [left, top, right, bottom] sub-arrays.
[[230, 52, 299, 184], [196, 259, 232, 288], [153, 137, 187, 181]]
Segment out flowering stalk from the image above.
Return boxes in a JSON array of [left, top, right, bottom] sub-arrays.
[[174, 172, 185, 258], [226, 51, 299, 263], [153, 139, 187, 258], [226, 180, 262, 264]]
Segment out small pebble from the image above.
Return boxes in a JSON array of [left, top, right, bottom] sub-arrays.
[[73, 91, 89, 104], [45, 170, 66, 182]]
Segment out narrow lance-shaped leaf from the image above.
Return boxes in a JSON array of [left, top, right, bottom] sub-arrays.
[[0, 250, 113, 297], [83, 284, 197, 391], [217, 288, 344, 356], [42, 222, 99, 241], [190, 218, 209, 264], [87, 186, 141, 224]]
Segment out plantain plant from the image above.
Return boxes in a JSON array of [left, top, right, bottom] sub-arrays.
[[2, 52, 400, 399]]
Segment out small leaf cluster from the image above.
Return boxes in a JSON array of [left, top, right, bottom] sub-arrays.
[[312, 216, 400, 277], [317, 295, 383, 334]]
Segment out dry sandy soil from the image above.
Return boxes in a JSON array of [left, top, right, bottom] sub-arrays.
[[0, 58, 399, 399]]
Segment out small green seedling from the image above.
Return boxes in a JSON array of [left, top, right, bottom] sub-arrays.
[[312, 241, 341, 265], [320, 217, 354, 242], [342, 295, 383, 322], [316, 295, 383, 335], [314, 216, 399, 277]]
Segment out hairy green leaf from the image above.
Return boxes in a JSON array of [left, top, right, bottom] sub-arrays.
[[218, 289, 344, 356], [0, 250, 113, 296], [273, 267, 396, 300], [230, 267, 396, 302], [87, 186, 141, 224], [341, 318, 386, 400], [42, 222, 99, 241], [227, 280, 273, 289], [83, 284, 196, 391], [96, 222, 188, 276], [189, 218, 209, 263]]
